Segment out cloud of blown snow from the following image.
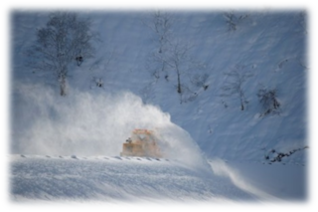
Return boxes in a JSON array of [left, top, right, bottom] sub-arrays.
[[11, 82, 207, 169], [209, 159, 277, 200]]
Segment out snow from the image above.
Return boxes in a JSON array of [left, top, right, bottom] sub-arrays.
[[8, 8, 310, 204], [3, 154, 314, 210], [210, 159, 316, 209]]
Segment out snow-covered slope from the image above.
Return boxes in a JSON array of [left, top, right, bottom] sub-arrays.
[[11, 11, 307, 163], [9, 10, 308, 202], [2, 154, 314, 210]]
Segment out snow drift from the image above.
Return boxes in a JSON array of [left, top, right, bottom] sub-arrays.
[[12, 154, 304, 202], [11, 82, 208, 169]]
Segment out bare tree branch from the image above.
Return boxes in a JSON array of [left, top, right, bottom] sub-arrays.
[[27, 12, 96, 96], [220, 65, 253, 110]]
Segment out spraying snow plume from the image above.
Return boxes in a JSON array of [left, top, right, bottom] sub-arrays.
[[11, 82, 207, 168]]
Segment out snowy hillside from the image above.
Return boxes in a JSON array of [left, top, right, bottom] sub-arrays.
[[9, 10, 308, 202]]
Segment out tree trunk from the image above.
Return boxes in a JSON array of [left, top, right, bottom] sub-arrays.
[[239, 90, 245, 111], [58, 65, 68, 96], [241, 102, 244, 111], [60, 77, 66, 96], [176, 66, 182, 94]]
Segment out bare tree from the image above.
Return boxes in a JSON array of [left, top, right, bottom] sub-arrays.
[[220, 65, 253, 111], [164, 41, 211, 104], [144, 11, 209, 104], [88, 49, 116, 90], [143, 11, 173, 80], [223, 12, 249, 31], [27, 12, 95, 96], [165, 42, 191, 95], [144, 4, 176, 53]]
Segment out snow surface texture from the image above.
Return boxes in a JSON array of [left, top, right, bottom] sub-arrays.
[[10, 10, 308, 202], [3, 154, 314, 210]]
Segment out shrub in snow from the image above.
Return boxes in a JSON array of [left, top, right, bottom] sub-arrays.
[[220, 65, 253, 111], [192, 73, 209, 90], [75, 56, 84, 66], [27, 12, 96, 96], [220, 100, 228, 108], [257, 88, 280, 116], [90, 77, 104, 89], [263, 146, 308, 165], [223, 12, 249, 31]]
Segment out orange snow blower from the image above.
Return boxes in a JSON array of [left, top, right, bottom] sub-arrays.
[[120, 129, 162, 158]]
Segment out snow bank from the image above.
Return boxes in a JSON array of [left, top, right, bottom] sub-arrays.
[[11, 82, 208, 169], [12, 155, 305, 202], [10, 155, 256, 202]]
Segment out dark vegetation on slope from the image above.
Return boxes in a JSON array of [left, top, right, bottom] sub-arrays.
[[263, 146, 308, 165]]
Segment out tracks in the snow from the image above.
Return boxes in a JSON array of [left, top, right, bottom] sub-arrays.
[[17, 154, 170, 162]]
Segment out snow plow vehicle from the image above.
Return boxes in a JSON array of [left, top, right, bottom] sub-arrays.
[[120, 129, 162, 158]]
